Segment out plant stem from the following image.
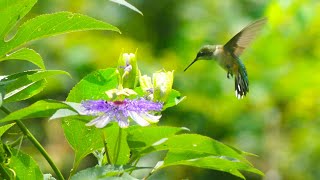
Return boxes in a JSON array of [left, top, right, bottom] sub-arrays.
[[115, 126, 122, 163], [0, 163, 13, 180], [0, 106, 65, 180], [102, 133, 111, 164]]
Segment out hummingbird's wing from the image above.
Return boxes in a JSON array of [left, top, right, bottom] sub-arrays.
[[223, 18, 267, 57]]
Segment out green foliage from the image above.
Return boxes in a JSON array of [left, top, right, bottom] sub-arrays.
[[8, 148, 43, 179], [0, 100, 76, 123], [0, 65, 263, 179], [0, 11, 120, 56], [0, 0, 120, 103], [127, 126, 188, 152], [0, 70, 70, 103], [63, 69, 118, 172], [0, 0, 37, 38], [0, 0, 277, 179], [104, 124, 130, 165], [0, 123, 15, 136], [162, 152, 261, 179], [0, 123, 42, 179], [0, 1, 123, 178], [0, 48, 45, 69], [71, 165, 139, 180]]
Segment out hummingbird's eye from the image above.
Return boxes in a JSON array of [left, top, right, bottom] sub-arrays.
[[197, 51, 204, 57]]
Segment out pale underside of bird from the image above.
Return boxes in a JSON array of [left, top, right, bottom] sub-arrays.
[[184, 18, 268, 99]]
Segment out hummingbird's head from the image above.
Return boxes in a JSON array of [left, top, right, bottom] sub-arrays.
[[184, 45, 215, 72], [196, 45, 215, 60]]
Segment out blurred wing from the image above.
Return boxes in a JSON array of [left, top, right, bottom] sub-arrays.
[[224, 18, 267, 56]]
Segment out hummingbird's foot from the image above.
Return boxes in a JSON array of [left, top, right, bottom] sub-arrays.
[[227, 71, 233, 79]]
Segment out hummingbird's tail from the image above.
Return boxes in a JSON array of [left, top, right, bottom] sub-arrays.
[[235, 63, 249, 99]]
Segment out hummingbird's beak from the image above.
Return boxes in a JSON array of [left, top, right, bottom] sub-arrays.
[[184, 57, 198, 72]]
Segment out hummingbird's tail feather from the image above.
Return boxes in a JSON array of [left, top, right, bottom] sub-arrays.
[[235, 64, 249, 99]]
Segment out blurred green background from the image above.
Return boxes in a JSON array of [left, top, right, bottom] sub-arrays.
[[1, 0, 320, 179]]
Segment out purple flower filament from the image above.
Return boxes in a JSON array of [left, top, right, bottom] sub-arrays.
[[82, 98, 163, 128]]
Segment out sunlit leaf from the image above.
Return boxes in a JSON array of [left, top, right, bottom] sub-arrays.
[[110, 0, 143, 16], [163, 90, 186, 110], [5, 80, 47, 103], [0, 123, 15, 137], [127, 126, 188, 151], [0, 85, 4, 107], [0, 11, 120, 56], [141, 134, 249, 163], [0, 0, 36, 38], [71, 165, 141, 180], [0, 48, 45, 69], [141, 134, 263, 178], [62, 68, 119, 172], [160, 150, 263, 179], [0, 70, 70, 103], [8, 148, 43, 179], [0, 100, 77, 123], [104, 123, 130, 165], [134, 87, 184, 110]]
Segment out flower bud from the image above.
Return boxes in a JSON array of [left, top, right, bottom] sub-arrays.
[[153, 71, 174, 102], [139, 75, 154, 100], [118, 53, 138, 88], [139, 75, 153, 93]]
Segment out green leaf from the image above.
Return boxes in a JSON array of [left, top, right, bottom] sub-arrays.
[[0, 70, 70, 103], [163, 89, 186, 110], [0, 123, 15, 137], [0, 100, 77, 123], [5, 79, 47, 103], [133, 87, 184, 110], [139, 134, 250, 165], [161, 150, 263, 179], [0, 11, 120, 56], [0, 0, 36, 38], [66, 68, 118, 101], [0, 85, 4, 107], [0, 48, 45, 69], [8, 148, 43, 180], [50, 102, 85, 120], [141, 134, 263, 179], [110, 0, 143, 16], [104, 123, 130, 165], [71, 165, 140, 180], [62, 68, 118, 172], [127, 126, 188, 151]]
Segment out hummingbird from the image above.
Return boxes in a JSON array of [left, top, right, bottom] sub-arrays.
[[184, 18, 267, 99]]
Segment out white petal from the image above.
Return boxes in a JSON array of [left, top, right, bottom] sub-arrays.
[[118, 119, 129, 128], [86, 115, 111, 128], [140, 113, 161, 123], [128, 111, 150, 126]]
